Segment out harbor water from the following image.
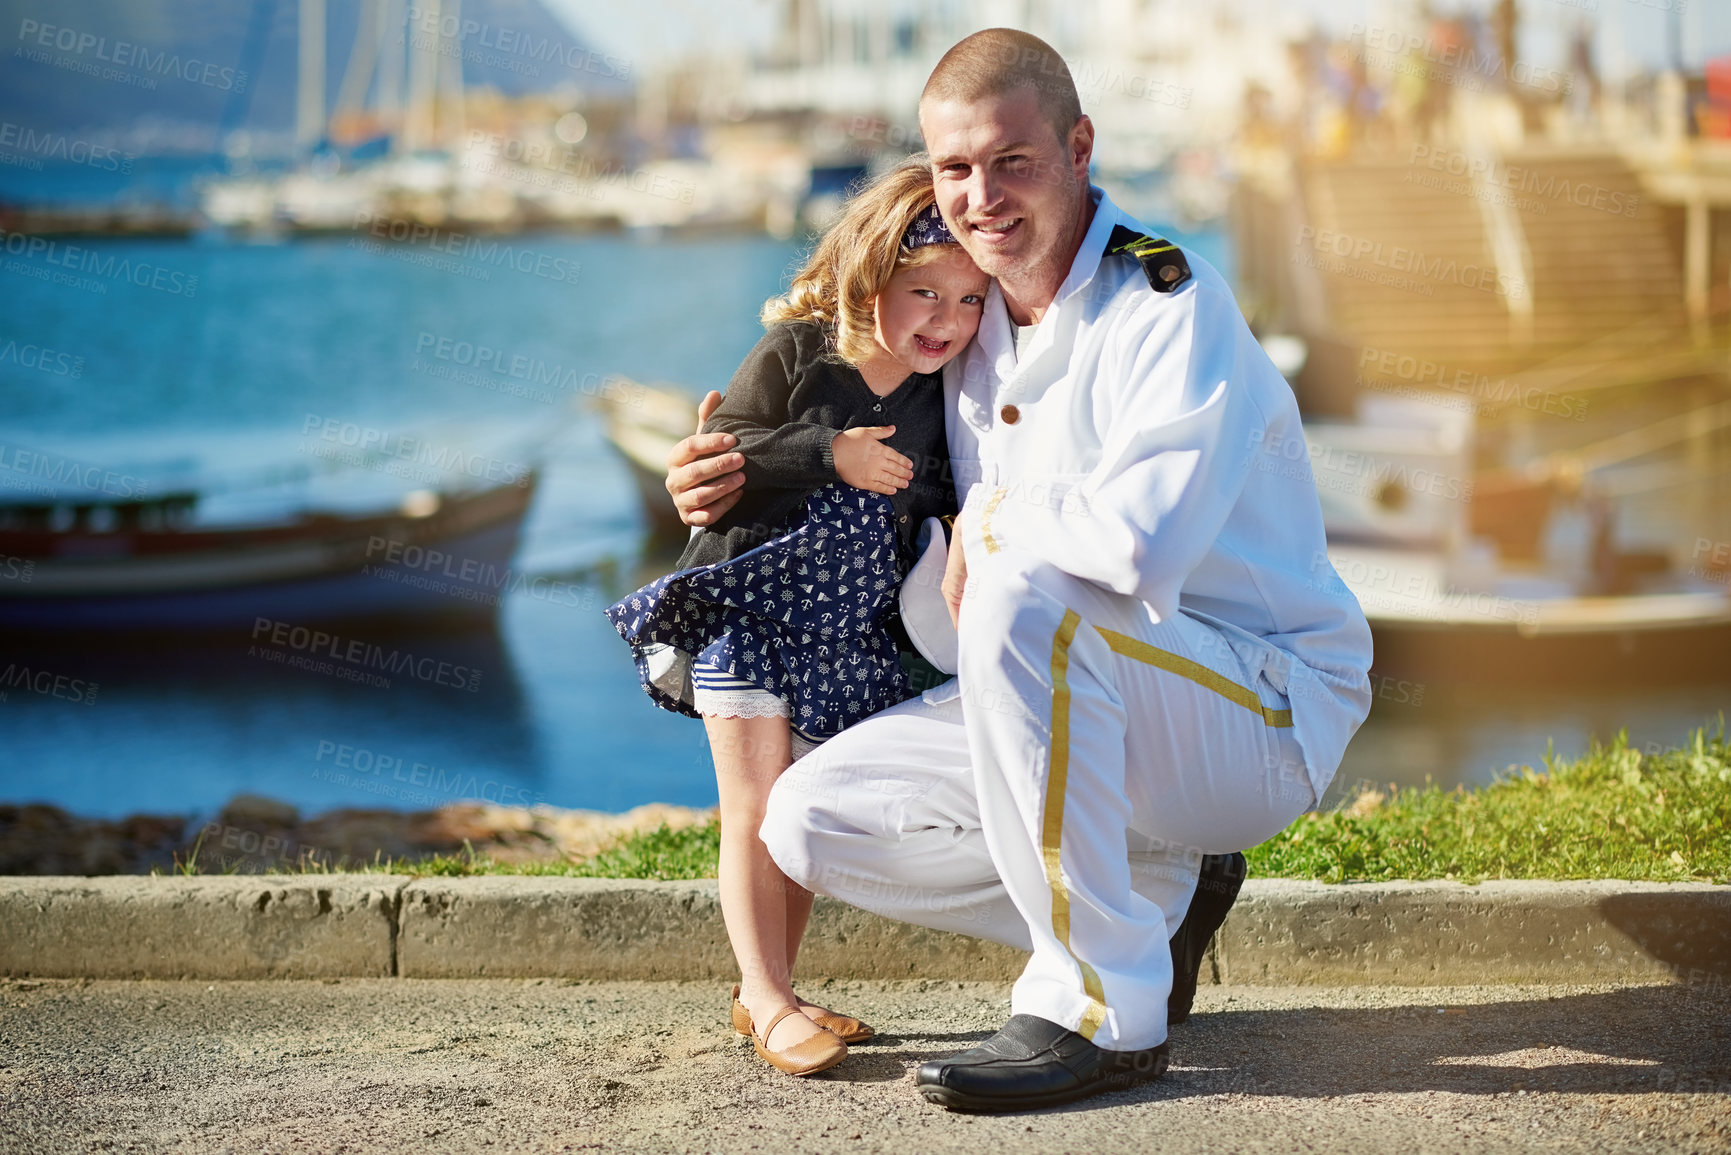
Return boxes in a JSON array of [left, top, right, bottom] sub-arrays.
[[1, 163, 1725, 822]]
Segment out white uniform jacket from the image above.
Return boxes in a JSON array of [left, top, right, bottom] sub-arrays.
[[944, 188, 1374, 801]]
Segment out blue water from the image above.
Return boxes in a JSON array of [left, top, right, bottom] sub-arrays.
[[0, 203, 817, 819], [0, 155, 252, 211], [1, 162, 1724, 822]]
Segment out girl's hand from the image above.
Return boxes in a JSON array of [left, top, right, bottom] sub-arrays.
[[833, 426, 915, 495]]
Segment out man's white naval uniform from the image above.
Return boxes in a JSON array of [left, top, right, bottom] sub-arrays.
[[762, 188, 1374, 1051]]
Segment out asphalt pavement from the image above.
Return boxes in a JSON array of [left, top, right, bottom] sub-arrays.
[[1, 977, 1727, 1153]]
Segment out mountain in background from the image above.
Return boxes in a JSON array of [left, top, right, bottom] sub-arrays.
[[0, 0, 628, 154]]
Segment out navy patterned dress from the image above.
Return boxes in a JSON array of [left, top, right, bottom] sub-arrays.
[[604, 322, 956, 742], [605, 482, 912, 742]]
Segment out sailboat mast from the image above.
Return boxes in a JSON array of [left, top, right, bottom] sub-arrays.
[[438, 0, 465, 144], [379, 0, 405, 147], [297, 0, 326, 151], [333, 0, 382, 141], [404, 0, 440, 151]]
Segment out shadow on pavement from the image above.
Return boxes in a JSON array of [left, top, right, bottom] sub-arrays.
[[868, 984, 1730, 1108], [1117, 984, 1730, 1106]]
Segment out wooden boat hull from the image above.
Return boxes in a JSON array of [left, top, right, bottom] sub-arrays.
[[1368, 612, 1731, 684], [593, 382, 697, 544], [0, 478, 536, 633]]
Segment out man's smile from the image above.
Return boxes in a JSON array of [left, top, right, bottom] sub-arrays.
[[968, 217, 1023, 245]]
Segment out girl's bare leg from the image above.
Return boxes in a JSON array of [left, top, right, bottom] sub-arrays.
[[777, 758, 838, 1021], [782, 884, 832, 1018], [706, 714, 827, 1051], [785, 886, 813, 968]]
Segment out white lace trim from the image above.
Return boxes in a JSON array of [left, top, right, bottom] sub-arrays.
[[691, 685, 792, 719]]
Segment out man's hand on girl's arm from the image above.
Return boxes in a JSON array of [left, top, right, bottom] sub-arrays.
[[666, 390, 746, 527], [832, 426, 914, 496], [942, 512, 967, 627]]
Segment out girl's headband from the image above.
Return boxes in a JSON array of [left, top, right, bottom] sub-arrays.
[[902, 205, 956, 250]]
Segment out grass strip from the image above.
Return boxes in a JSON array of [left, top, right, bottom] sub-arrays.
[[1246, 726, 1730, 884], [181, 727, 1730, 884]]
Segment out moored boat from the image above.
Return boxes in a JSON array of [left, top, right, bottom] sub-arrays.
[[0, 453, 540, 633], [600, 376, 1731, 682], [592, 381, 702, 544]]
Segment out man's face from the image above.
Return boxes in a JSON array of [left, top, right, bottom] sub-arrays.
[[920, 85, 1093, 290]]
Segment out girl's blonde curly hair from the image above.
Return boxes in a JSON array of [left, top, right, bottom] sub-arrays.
[[762, 155, 962, 366]]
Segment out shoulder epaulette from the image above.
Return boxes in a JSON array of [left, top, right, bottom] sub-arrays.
[[1106, 224, 1191, 293]]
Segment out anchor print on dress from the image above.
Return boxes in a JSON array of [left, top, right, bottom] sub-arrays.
[[601, 482, 911, 741]]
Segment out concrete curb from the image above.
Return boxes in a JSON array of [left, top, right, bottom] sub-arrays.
[[1214, 879, 1730, 986], [0, 875, 406, 979], [2, 877, 1725, 985]]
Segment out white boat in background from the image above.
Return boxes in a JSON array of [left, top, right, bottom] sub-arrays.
[[201, 178, 280, 232], [0, 417, 560, 633], [1293, 361, 1731, 680], [592, 382, 703, 543], [599, 342, 1731, 681], [274, 162, 383, 232]]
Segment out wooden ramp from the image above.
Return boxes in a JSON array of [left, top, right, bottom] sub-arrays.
[[1242, 148, 1690, 398]]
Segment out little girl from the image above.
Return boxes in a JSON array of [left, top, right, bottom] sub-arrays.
[[606, 158, 986, 1077]]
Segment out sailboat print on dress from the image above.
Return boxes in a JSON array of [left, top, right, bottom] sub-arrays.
[[604, 482, 912, 741]]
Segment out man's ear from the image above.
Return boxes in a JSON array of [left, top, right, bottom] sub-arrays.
[[1068, 114, 1095, 180]]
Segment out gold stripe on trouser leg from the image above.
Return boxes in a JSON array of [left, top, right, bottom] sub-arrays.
[[979, 487, 1008, 556], [1095, 627, 1294, 727], [1041, 608, 1109, 1039]]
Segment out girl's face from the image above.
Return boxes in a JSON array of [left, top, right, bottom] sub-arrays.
[[872, 245, 990, 375]]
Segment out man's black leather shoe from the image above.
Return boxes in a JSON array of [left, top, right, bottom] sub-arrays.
[[915, 1014, 1169, 1112], [1167, 851, 1247, 1024]]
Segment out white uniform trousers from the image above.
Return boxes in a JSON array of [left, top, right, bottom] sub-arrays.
[[761, 548, 1317, 1051]]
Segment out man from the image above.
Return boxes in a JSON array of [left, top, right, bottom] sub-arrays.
[[665, 29, 1373, 1111]]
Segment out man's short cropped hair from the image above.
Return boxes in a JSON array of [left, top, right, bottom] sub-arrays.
[[921, 28, 1083, 144]]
